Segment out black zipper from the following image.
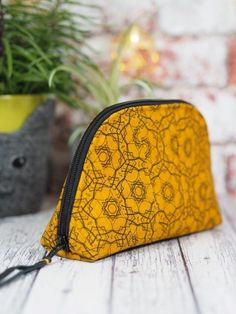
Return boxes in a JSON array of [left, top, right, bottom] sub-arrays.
[[57, 98, 192, 250]]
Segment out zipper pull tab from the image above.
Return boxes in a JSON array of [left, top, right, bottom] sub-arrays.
[[0, 244, 64, 288], [58, 235, 70, 252]]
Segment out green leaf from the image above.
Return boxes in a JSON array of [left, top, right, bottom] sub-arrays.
[[133, 79, 155, 97], [69, 125, 87, 146], [109, 23, 135, 98], [1, 0, 96, 101], [2, 38, 13, 79]]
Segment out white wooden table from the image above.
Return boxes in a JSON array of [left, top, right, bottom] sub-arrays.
[[0, 197, 236, 314]]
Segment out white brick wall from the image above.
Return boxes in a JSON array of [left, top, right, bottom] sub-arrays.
[[155, 36, 228, 87], [87, 0, 236, 35], [212, 145, 236, 197], [87, 0, 155, 31], [157, 0, 236, 35], [86, 35, 228, 87], [78, 0, 236, 198]]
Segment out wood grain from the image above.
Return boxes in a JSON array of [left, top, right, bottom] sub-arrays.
[[22, 256, 113, 314], [110, 241, 198, 314], [178, 198, 236, 314], [0, 197, 236, 314], [0, 210, 50, 314]]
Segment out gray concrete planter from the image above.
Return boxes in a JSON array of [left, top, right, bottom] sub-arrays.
[[0, 97, 55, 217]]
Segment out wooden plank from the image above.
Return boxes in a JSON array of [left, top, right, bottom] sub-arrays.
[[178, 198, 236, 314], [0, 209, 51, 314], [110, 240, 198, 314], [22, 255, 113, 314], [2, 196, 236, 314]]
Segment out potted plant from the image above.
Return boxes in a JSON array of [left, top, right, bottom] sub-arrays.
[[0, 0, 96, 217]]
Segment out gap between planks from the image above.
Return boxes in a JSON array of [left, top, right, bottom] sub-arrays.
[[1, 197, 236, 314], [177, 198, 236, 314]]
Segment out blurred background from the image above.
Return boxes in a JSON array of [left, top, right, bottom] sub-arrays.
[[0, 0, 236, 216], [54, 0, 236, 200]]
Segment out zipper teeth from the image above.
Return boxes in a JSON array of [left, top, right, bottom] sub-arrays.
[[58, 99, 192, 248]]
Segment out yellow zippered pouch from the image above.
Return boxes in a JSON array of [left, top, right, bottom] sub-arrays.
[[0, 99, 222, 285]]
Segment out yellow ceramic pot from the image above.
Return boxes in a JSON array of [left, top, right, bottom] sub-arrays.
[[0, 94, 47, 133]]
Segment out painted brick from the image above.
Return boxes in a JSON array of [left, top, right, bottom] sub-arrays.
[[157, 0, 236, 35], [229, 38, 236, 85], [86, 0, 156, 32], [51, 0, 236, 203], [154, 36, 227, 87], [86, 35, 228, 88], [211, 145, 236, 198], [226, 155, 236, 196]]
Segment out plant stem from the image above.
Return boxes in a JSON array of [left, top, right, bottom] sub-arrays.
[[0, 0, 4, 58]]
